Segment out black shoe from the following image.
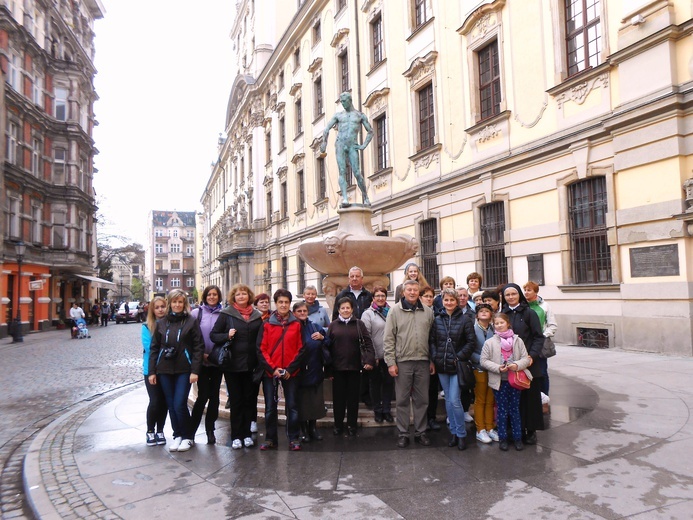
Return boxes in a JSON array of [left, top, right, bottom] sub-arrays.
[[347, 427, 357, 437], [448, 435, 458, 447], [499, 440, 509, 451], [427, 418, 441, 431], [308, 421, 323, 441], [514, 439, 524, 451], [206, 431, 216, 445], [333, 426, 344, 436], [383, 413, 394, 423], [415, 433, 431, 446], [374, 412, 384, 423], [524, 431, 537, 445], [397, 436, 410, 448], [300, 422, 310, 442], [457, 437, 467, 451]]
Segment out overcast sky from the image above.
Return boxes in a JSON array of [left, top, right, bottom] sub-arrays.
[[92, 1, 236, 247]]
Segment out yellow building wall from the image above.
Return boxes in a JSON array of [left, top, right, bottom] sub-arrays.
[[509, 192, 559, 229], [615, 159, 683, 210]]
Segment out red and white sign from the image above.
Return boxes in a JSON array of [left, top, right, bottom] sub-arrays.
[[28, 280, 44, 291]]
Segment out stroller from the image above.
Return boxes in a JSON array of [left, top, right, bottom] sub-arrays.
[[74, 318, 91, 339]]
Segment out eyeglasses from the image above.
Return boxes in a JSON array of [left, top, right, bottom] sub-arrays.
[[294, 309, 308, 314]]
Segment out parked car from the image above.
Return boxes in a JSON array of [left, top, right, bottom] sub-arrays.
[[116, 301, 140, 324]]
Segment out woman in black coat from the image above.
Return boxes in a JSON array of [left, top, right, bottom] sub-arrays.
[[210, 283, 263, 450], [501, 283, 545, 444]]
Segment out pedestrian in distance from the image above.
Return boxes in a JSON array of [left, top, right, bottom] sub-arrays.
[[142, 296, 168, 447]]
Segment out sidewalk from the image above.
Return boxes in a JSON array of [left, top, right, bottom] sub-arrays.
[[23, 346, 693, 519]]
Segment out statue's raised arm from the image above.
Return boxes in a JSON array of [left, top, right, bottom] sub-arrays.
[[318, 92, 373, 207]]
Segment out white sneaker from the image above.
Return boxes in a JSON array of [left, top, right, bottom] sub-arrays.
[[464, 412, 474, 423], [243, 437, 254, 448], [232, 439, 242, 450], [177, 439, 193, 452], [488, 429, 499, 442], [169, 436, 182, 452], [476, 429, 492, 444], [250, 421, 258, 433]]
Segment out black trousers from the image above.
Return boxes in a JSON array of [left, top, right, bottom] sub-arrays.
[[225, 370, 257, 440], [190, 364, 223, 434], [332, 370, 361, 429]]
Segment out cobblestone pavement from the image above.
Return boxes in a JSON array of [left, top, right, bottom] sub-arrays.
[[1, 323, 143, 519]]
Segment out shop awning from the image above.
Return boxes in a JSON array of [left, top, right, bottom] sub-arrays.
[[75, 274, 116, 287]]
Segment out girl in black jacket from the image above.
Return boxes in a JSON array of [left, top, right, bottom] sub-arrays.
[[209, 284, 263, 450], [501, 283, 545, 444], [428, 288, 475, 450], [148, 289, 204, 453]]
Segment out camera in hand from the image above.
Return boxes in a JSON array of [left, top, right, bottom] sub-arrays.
[[163, 346, 176, 360]]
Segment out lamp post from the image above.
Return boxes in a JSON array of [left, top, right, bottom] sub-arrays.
[[11, 241, 26, 343]]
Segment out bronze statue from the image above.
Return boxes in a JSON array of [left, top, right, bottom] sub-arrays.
[[320, 92, 373, 207]]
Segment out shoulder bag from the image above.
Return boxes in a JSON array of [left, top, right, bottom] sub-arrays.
[[542, 336, 557, 358], [210, 340, 232, 367], [508, 368, 533, 390]]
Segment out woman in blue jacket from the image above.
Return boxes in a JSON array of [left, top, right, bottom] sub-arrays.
[[142, 296, 168, 447]]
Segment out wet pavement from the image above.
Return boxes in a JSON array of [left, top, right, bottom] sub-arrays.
[[22, 345, 693, 519]]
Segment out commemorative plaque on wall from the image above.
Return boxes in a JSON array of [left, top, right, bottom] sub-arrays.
[[629, 244, 679, 277]]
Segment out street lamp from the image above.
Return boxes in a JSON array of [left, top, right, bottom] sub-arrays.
[[11, 241, 26, 343]]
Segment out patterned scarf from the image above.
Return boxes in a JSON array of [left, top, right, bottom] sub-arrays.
[[370, 301, 390, 320], [496, 328, 515, 362]]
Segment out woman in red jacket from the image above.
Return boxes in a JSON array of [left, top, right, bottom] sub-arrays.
[[256, 289, 305, 451]]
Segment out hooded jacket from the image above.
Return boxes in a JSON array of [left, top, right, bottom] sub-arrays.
[[501, 283, 545, 377], [428, 306, 475, 374]]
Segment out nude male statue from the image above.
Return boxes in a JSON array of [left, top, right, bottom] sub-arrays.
[[320, 91, 374, 207]]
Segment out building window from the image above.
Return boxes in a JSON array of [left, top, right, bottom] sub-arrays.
[[295, 99, 303, 135], [313, 19, 321, 45], [566, 0, 602, 77], [371, 13, 384, 65], [417, 83, 435, 150], [155, 229, 163, 237], [171, 260, 181, 271], [170, 243, 181, 253], [52, 212, 66, 248], [282, 256, 288, 289], [155, 278, 163, 289], [33, 73, 43, 107], [155, 243, 163, 254], [248, 146, 253, 175], [7, 122, 18, 165], [55, 87, 68, 121], [419, 218, 439, 290], [7, 197, 20, 239], [267, 192, 273, 224], [187, 278, 195, 287], [265, 130, 272, 164], [279, 116, 286, 150], [480, 202, 508, 288], [478, 40, 501, 121], [79, 216, 87, 251], [266, 259, 273, 294], [339, 51, 349, 93], [53, 147, 66, 179], [414, 0, 429, 28], [374, 114, 388, 171], [281, 182, 288, 218], [568, 177, 611, 283], [316, 157, 327, 200], [293, 47, 301, 71], [31, 138, 42, 176], [314, 77, 323, 117], [172, 229, 178, 238], [171, 278, 181, 288], [186, 245, 194, 255], [298, 256, 306, 293], [297, 170, 305, 210], [278, 71, 285, 91], [32, 205, 42, 243], [336, 0, 347, 13]]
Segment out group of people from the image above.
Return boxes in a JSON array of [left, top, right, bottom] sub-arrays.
[[142, 264, 557, 454]]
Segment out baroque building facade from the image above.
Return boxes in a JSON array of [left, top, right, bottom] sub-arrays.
[[145, 210, 197, 299], [200, 0, 693, 355], [0, 0, 106, 337]]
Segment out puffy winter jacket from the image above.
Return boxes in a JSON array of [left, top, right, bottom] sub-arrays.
[[298, 319, 328, 387], [209, 306, 263, 372], [428, 307, 475, 374]]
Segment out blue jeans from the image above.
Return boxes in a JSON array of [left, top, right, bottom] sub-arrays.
[[159, 373, 192, 440], [262, 376, 299, 443], [438, 373, 466, 438]]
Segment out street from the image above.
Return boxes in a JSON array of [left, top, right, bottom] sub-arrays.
[[0, 322, 143, 519]]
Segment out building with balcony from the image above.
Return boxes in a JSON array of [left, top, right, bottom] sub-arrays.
[[200, 0, 693, 355], [0, 0, 107, 337], [145, 210, 197, 299]]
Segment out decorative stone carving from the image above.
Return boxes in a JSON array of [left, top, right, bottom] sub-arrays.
[[277, 166, 288, 182], [403, 51, 438, 87], [477, 124, 500, 143], [414, 151, 440, 173], [289, 83, 302, 97], [555, 73, 609, 108], [310, 136, 324, 157], [330, 28, 350, 48], [363, 87, 390, 115], [291, 153, 305, 170], [307, 57, 322, 73], [684, 178, 693, 213]]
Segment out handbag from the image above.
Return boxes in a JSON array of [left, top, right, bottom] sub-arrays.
[[507, 368, 532, 391], [209, 340, 232, 367], [542, 336, 556, 358], [356, 322, 369, 367], [456, 359, 476, 391]]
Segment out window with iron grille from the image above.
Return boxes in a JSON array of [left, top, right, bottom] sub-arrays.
[[565, 0, 602, 77], [417, 83, 435, 150], [371, 13, 384, 65], [339, 51, 349, 93], [314, 77, 323, 117], [419, 218, 439, 290], [297, 170, 305, 210], [568, 177, 611, 283], [478, 40, 501, 121], [480, 202, 508, 288], [298, 256, 306, 293], [316, 157, 327, 199], [414, 0, 428, 28], [282, 256, 288, 289], [375, 114, 388, 171]]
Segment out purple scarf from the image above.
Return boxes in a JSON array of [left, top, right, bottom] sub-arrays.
[[496, 329, 515, 362]]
